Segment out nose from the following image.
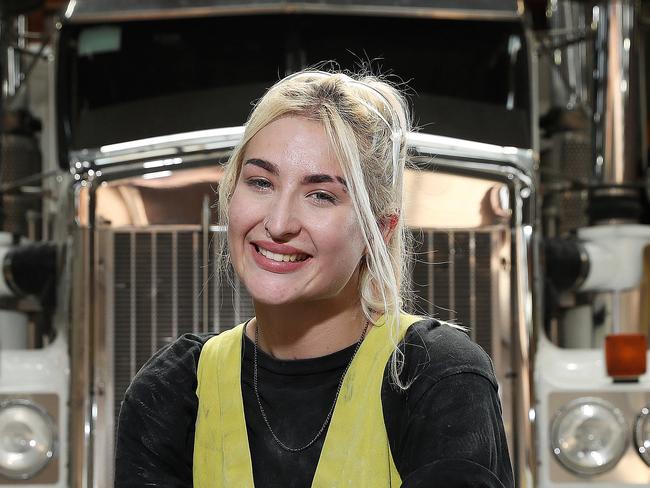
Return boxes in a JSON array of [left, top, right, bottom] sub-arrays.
[[263, 195, 301, 241]]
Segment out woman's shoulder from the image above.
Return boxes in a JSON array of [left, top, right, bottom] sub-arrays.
[[127, 332, 217, 398], [382, 318, 513, 486], [116, 333, 216, 484], [397, 317, 498, 391]]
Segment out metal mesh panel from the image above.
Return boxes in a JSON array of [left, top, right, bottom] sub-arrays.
[[134, 233, 152, 369], [558, 134, 590, 234], [177, 232, 196, 337], [543, 132, 591, 235], [410, 230, 433, 315], [408, 229, 493, 354], [111, 228, 254, 427], [113, 233, 132, 419], [474, 232, 493, 353], [155, 233, 173, 347], [453, 232, 471, 327], [432, 231, 453, 320]]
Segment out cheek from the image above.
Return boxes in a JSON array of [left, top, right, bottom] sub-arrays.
[[313, 212, 366, 259], [228, 184, 259, 226], [227, 188, 255, 252]]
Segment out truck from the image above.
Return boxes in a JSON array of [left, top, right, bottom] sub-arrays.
[[0, 0, 648, 486]]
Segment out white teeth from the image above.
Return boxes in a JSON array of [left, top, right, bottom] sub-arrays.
[[257, 246, 307, 263]]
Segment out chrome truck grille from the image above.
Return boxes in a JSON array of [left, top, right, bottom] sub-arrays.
[[111, 228, 254, 424], [411, 230, 494, 350], [110, 227, 501, 432]]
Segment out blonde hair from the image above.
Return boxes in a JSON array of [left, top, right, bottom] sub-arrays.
[[218, 69, 412, 388]]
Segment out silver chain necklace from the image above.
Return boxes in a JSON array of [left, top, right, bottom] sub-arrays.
[[253, 320, 370, 452]]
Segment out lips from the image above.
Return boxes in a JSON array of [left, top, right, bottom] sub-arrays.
[[250, 240, 312, 272]]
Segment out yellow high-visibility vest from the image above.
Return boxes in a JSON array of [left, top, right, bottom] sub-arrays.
[[194, 313, 420, 487]]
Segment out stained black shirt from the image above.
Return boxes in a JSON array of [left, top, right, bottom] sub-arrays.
[[115, 319, 514, 487]]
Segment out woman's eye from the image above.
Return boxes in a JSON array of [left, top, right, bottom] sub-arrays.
[[246, 178, 272, 190], [309, 191, 337, 204]]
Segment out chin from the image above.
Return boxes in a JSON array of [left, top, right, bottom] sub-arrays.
[[239, 266, 359, 309], [243, 281, 304, 307], [248, 293, 310, 308]]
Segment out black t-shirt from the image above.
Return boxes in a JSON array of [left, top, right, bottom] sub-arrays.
[[115, 319, 514, 487]]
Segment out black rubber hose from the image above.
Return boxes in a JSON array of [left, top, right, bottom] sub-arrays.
[[3, 242, 56, 298], [544, 238, 589, 292]]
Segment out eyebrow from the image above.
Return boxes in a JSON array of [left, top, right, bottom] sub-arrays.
[[302, 174, 348, 189], [244, 158, 348, 189], [245, 158, 279, 175]]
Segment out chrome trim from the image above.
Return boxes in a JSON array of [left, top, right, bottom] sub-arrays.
[[591, 286, 644, 337], [69, 223, 92, 488], [409, 133, 534, 173], [634, 405, 650, 467], [70, 129, 535, 179], [414, 157, 534, 191], [525, 12, 540, 167], [574, 241, 591, 291], [94, 226, 115, 488], [593, 0, 643, 186], [514, 185, 535, 487], [97, 127, 243, 156]]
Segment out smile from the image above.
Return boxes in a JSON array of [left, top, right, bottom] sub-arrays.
[[254, 245, 309, 263]]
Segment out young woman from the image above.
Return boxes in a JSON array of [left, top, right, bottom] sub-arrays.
[[115, 70, 514, 487]]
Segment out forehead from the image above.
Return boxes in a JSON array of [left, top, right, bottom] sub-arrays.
[[243, 116, 342, 175]]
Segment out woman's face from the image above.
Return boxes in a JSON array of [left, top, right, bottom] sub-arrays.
[[228, 116, 366, 307]]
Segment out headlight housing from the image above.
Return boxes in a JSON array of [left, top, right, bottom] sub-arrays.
[[550, 397, 627, 476], [0, 400, 56, 479], [634, 405, 650, 466]]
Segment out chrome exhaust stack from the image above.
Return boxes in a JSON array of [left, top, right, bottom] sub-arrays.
[[590, 0, 646, 223]]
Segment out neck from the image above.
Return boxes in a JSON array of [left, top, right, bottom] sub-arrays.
[[247, 296, 367, 360]]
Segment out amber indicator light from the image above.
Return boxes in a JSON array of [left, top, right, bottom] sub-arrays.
[[605, 334, 647, 380]]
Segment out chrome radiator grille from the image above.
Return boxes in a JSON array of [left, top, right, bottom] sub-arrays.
[[410, 230, 494, 351], [110, 227, 499, 428], [111, 228, 255, 424]]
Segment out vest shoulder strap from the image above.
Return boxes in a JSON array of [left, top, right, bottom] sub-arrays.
[[311, 313, 421, 487], [194, 324, 255, 488]]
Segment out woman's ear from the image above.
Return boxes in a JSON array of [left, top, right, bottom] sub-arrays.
[[379, 213, 399, 244]]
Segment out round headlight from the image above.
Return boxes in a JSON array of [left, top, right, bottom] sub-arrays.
[[634, 406, 650, 466], [0, 400, 55, 479], [550, 397, 627, 476]]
